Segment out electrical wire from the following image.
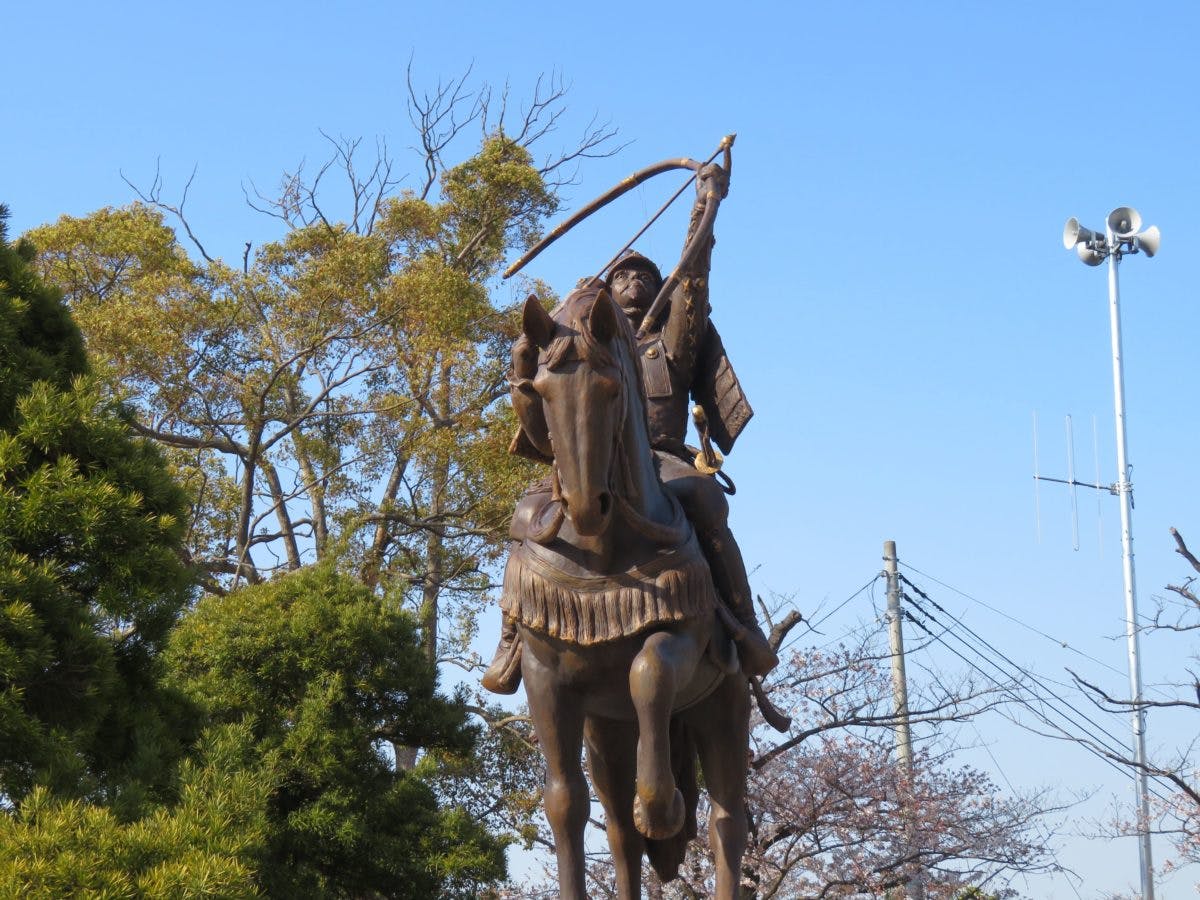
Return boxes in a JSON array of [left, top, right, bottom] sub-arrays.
[[776, 573, 883, 657], [899, 603, 1169, 802], [898, 561, 1142, 686], [902, 564, 1180, 710], [900, 576, 1136, 751], [809, 573, 883, 632], [900, 587, 1138, 765], [900, 594, 1175, 804]]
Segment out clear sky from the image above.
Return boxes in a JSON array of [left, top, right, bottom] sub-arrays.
[[6, 2, 1200, 895]]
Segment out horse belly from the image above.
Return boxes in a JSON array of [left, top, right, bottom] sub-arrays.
[[521, 628, 641, 720]]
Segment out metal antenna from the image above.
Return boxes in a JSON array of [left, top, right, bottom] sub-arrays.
[[1032, 412, 1042, 543], [1093, 415, 1104, 556], [1034, 413, 1116, 548], [1066, 416, 1080, 551]]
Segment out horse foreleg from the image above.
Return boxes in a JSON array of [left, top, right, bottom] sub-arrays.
[[584, 717, 643, 900], [525, 657, 590, 899], [629, 630, 700, 839], [692, 676, 752, 900]]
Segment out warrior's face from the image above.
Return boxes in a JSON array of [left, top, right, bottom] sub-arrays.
[[609, 266, 658, 316]]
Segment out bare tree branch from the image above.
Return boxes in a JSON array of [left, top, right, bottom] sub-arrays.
[[121, 160, 215, 263]]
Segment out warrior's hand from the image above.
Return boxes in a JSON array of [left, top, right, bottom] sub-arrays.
[[696, 162, 729, 201]]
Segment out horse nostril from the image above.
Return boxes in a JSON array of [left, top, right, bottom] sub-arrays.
[[598, 493, 611, 516]]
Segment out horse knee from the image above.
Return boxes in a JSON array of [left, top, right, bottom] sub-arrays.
[[630, 633, 681, 701], [544, 772, 589, 823], [630, 651, 673, 703]]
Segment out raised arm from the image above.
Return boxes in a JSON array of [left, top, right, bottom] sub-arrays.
[[661, 162, 729, 375]]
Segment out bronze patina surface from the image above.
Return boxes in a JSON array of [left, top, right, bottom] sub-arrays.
[[485, 149, 779, 899]]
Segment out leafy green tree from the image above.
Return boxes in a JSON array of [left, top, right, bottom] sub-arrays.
[[19, 73, 618, 882], [0, 203, 195, 808], [165, 563, 507, 898], [25, 73, 614, 675]]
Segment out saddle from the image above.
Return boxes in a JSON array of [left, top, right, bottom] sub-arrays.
[[503, 484, 738, 692]]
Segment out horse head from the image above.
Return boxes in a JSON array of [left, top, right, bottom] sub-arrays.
[[519, 287, 633, 537]]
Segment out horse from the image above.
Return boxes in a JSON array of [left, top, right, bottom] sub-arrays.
[[500, 284, 751, 899]]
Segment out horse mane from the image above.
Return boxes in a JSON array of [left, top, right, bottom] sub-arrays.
[[501, 285, 711, 641], [543, 285, 618, 372], [543, 286, 657, 476]]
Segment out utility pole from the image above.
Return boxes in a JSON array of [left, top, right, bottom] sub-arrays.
[[883, 540, 923, 899]]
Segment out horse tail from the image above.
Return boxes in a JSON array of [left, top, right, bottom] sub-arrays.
[[644, 716, 700, 882]]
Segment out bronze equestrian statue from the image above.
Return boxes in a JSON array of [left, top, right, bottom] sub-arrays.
[[484, 146, 777, 898]]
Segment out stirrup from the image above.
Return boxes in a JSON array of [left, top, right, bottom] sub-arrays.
[[481, 631, 523, 694]]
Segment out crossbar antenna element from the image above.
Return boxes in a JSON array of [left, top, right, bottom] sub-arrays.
[[1066, 415, 1080, 551]]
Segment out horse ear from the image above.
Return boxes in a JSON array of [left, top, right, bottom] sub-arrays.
[[588, 288, 618, 343], [522, 294, 555, 348]]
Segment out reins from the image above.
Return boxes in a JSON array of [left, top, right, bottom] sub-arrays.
[[524, 298, 689, 548]]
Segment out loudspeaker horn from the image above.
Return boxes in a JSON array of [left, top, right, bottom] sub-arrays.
[[1063, 217, 1101, 249], [1135, 225, 1160, 258], [1076, 242, 1106, 266], [1107, 206, 1142, 238]]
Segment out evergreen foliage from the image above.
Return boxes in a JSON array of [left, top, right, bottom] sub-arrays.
[[0, 204, 195, 807], [165, 564, 507, 898], [0, 724, 269, 898]]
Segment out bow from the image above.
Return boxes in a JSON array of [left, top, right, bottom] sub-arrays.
[[504, 135, 735, 336]]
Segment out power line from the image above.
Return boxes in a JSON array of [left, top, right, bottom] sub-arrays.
[[900, 562, 1176, 705], [899, 603, 1168, 801], [901, 598, 1132, 769], [900, 577, 1135, 751], [898, 561, 1135, 684], [777, 573, 883, 656], [900, 593, 1175, 805], [809, 573, 883, 632], [899, 573, 1173, 771]]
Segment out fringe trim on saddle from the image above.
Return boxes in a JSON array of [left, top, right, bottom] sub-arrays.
[[500, 535, 717, 645]]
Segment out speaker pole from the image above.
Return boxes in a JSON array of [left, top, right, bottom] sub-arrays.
[[1060, 207, 1159, 900]]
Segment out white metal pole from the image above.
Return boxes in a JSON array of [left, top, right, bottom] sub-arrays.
[[1106, 247, 1155, 899]]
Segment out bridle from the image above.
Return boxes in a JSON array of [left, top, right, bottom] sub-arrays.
[[521, 306, 688, 548]]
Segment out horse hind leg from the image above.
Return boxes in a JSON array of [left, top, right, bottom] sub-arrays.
[[628, 629, 701, 840], [691, 675, 752, 900], [584, 717, 643, 900]]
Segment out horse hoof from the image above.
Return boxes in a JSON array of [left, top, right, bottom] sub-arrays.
[[633, 788, 685, 839]]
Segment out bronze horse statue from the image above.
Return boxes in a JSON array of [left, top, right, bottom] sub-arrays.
[[500, 284, 751, 898]]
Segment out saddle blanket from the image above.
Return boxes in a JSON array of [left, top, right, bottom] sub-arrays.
[[500, 532, 717, 645]]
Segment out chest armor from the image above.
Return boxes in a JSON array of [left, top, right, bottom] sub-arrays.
[[637, 335, 690, 449]]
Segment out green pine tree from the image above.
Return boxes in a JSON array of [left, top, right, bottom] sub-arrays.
[[0, 202, 196, 808], [165, 563, 508, 898]]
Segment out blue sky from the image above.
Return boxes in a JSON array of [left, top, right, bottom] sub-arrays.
[[7, 2, 1200, 894]]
